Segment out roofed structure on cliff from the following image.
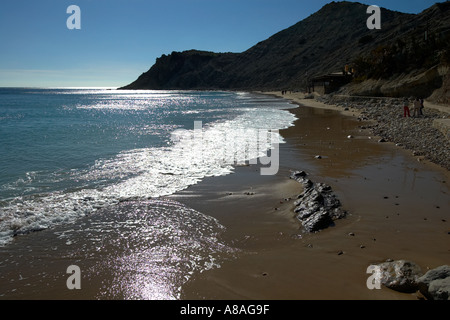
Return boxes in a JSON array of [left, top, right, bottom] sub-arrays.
[[309, 72, 353, 94]]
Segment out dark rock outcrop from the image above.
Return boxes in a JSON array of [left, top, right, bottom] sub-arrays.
[[368, 261, 450, 299], [121, 50, 236, 90], [418, 265, 450, 300], [290, 171, 347, 232], [371, 260, 423, 293]]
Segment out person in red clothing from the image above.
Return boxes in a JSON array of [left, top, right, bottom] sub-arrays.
[[403, 98, 411, 117]]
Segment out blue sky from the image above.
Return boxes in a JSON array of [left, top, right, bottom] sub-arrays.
[[0, 0, 442, 88]]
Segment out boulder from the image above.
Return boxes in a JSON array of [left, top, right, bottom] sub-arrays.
[[418, 265, 450, 300], [290, 171, 347, 232], [374, 260, 423, 293], [301, 209, 333, 232]]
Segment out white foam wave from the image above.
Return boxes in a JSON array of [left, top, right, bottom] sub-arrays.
[[0, 107, 296, 246]]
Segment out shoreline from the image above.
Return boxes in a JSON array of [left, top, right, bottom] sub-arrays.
[[179, 92, 449, 300], [0, 90, 448, 300], [265, 91, 450, 171]]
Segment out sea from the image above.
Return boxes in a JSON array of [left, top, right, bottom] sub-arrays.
[[0, 88, 296, 299]]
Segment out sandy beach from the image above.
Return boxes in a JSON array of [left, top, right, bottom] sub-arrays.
[[0, 91, 448, 301], [3, 0, 450, 305], [178, 92, 450, 300]]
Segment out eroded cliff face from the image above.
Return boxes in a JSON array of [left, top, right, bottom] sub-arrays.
[[120, 1, 450, 99], [429, 65, 450, 104], [339, 65, 449, 99]]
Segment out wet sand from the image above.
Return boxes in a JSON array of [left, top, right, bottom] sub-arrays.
[[0, 94, 448, 301], [177, 99, 450, 300]]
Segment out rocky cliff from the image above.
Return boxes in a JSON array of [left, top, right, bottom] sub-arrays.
[[120, 1, 450, 99]]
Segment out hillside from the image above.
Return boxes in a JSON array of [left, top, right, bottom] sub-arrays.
[[120, 1, 450, 100]]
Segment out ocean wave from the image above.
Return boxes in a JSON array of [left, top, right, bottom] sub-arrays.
[[0, 103, 296, 246]]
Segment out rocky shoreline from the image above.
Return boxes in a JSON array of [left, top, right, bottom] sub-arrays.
[[316, 95, 450, 171], [283, 95, 449, 300], [369, 260, 450, 300]]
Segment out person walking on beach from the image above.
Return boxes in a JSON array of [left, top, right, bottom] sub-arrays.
[[419, 98, 424, 116], [403, 98, 411, 117]]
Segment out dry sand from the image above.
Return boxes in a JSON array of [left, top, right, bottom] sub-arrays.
[[177, 93, 450, 300]]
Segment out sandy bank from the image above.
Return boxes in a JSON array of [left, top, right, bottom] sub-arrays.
[[267, 91, 450, 170], [179, 94, 449, 300]]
